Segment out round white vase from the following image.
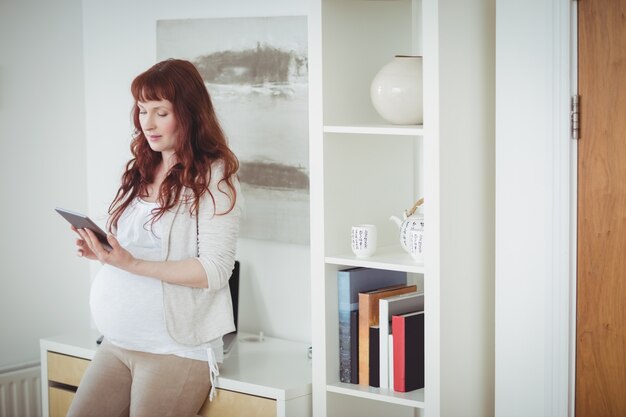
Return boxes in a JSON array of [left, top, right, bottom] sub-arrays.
[[370, 55, 423, 125]]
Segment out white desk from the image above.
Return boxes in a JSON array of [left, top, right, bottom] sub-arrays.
[[40, 330, 312, 417]]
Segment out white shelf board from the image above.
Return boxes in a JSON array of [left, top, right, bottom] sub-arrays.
[[325, 245, 425, 273], [323, 124, 424, 136], [326, 381, 425, 408]]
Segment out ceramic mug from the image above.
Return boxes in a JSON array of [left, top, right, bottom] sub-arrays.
[[351, 224, 377, 258], [409, 229, 424, 262]]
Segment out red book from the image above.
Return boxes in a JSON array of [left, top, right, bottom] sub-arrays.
[[392, 311, 424, 392]]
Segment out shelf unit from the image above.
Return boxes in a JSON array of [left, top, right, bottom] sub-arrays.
[[310, 0, 495, 415], [318, 127, 425, 416], [310, 0, 428, 415]]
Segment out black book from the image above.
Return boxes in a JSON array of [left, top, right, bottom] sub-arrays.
[[350, 310, 359, 383], [369, 325, 380, 388]]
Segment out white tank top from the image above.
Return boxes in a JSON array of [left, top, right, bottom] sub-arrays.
[[89, 198, 223, 363]]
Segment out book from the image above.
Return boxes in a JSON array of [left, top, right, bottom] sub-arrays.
[[350, 310, 359, 383], [379, 291, 424, 389], [369, 325, 380, 387], [358, 284, 416, 386], [388, 333, 394, 391], [392, 311, 425, 392], [337, 267, 406, 384]]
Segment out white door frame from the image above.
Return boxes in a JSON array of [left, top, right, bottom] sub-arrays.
[[568, 3, 578, 416], [495, 0, 576, 416]]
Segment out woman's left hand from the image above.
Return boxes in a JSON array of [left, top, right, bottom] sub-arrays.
[[77, 228, 137, 271]]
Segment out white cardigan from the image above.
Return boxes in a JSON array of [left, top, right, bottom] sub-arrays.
[[159, 162, 241, 346]]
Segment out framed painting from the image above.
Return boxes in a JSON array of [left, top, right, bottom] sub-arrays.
[[157, 16, 309, 244]]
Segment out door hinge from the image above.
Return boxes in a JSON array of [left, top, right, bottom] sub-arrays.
[[571, 95, 580, 140]]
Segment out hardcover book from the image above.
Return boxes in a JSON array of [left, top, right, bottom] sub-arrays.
[[349, 310, 359, 383], [337, 267, 406, 384], [392, 311, 425, 392], [379, 291, 424, 389], [369, 325, 380, 387], [358, 284, 416, 386], [388, 333, 394, 391]]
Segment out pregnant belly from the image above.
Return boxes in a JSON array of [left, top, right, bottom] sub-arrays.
[[90, 265, 168, 344]]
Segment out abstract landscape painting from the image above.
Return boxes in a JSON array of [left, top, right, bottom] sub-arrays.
[[157, 16, 309, 244]]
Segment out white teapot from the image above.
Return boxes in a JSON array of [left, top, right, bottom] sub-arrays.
[[390, 198, 424, 254]]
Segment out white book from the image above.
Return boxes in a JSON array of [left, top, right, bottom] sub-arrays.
[[379, 291, 424, 389], [388, 333, 394, 391]]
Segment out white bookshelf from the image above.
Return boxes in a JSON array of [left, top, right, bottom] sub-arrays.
[[310, 0, 495, 415], [310, 0, 428, 416]]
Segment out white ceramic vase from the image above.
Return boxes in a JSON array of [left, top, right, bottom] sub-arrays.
[[370, 55, 423, 125]]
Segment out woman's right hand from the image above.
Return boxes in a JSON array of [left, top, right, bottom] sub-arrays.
[[71, 226, 98, 260]]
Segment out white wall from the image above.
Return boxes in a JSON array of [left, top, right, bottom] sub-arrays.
[[81, 0, 311, 343], [495, 0, 572, 416], [0, 0, 90, 368]]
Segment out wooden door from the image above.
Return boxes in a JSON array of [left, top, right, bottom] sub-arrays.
[[577, 0, 626, 415]]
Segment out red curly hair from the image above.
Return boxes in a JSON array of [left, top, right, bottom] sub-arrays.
[[107, 59, 239, 232]]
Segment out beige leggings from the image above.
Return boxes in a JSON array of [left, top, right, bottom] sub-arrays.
[[67, 340, 210, 417]]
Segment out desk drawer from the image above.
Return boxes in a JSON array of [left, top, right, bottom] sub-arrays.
[[47, 352, 90, 387], [49, 386, 75, 417], [198, 388, 276, 417]]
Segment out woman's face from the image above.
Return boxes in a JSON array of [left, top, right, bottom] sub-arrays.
[[137, 99, 179, 159]]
